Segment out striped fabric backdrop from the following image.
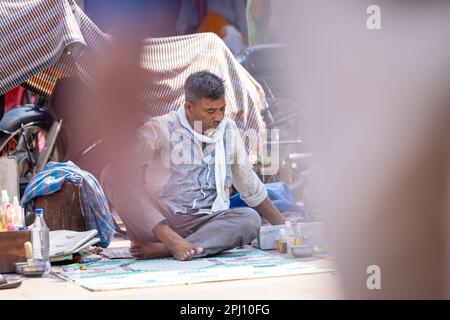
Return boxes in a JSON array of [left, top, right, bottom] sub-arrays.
[[0, 0, 266, 153]]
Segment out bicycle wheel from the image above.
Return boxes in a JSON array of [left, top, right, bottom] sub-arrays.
[[0, 124, 62, 189]]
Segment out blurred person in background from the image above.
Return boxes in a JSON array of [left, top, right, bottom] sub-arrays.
[[177, 0, 248, 55], [274, 0, 450, 299], [246, 0, 272, 46]]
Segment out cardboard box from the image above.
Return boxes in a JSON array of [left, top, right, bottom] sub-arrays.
[[0, 230, 31, 273]]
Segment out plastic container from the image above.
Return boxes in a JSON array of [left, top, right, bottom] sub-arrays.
[[285, 221, 295, 256], [30, 209, 51, 274]]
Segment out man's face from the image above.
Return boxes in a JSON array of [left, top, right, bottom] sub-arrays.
[[185, 97, 226, 133]]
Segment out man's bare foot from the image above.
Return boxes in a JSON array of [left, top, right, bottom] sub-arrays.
[[166, 238, 203, 261], [129, 240, 203, 261], [152, 221, 203, 261], [129, 241, 171, 260]]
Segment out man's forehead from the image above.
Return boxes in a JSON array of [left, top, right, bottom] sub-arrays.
[[199, 98, 226, 109]]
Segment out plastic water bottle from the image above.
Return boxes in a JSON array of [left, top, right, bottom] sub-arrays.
[[31, 209, 51, 274], [285, 221, 295, 256]]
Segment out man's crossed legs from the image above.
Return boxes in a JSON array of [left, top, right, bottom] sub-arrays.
[[130, 207, 261, 260]]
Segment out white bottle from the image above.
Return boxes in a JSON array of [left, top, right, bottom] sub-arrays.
[[12, 196, 24, 230], [31, 209, 51, 274]]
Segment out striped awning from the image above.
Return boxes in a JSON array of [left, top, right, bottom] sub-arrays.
[[0, 0, 266, 151]]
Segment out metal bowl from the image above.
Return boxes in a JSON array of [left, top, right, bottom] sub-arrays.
[[291, 245, 313, 258], [14, 262, 45, 276]]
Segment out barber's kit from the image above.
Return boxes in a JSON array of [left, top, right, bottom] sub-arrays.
[[252, 221, 327, 258]]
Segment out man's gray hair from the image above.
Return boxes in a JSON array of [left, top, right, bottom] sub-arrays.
[[184, 70, 225, 103]]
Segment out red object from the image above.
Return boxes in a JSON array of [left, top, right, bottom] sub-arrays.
[[4, 87, 26, 112]]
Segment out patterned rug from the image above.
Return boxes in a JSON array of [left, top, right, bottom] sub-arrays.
[[52, 247, 333, 291]]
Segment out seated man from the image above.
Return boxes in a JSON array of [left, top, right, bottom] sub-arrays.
[[109, 70, 285, 261]]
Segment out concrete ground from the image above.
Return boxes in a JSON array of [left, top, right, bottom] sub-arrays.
[[0, 239, 343, 300]]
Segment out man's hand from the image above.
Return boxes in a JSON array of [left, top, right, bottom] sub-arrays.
[[254, 196, 286, 225], [152, 221, 203, 261]]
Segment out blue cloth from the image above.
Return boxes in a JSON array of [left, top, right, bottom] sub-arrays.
[[230, 182, 305, 213], [21, 161, 115, 247]]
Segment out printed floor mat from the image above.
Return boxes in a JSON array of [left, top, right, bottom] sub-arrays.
[[52, 247, 333, 291]]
